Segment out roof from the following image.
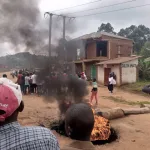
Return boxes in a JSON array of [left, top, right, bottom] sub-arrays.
[[74, 57, 108, 63], [96, 56, 141, 65], [74, 31, 132, 41]]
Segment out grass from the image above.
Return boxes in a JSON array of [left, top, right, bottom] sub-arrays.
[[120, 80, 150, 96], [102, 96, 150, 106]]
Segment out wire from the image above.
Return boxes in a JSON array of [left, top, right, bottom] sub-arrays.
[[51, 0, 102, 12], [75, 3, 150, 17], [67, 0, 137, 15]]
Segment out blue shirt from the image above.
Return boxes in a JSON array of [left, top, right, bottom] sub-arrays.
[[0, 122, 60, 150]]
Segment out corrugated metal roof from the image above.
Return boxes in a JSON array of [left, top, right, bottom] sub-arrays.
[[74, 31, 132, 41], [96, 56, 141, 65]]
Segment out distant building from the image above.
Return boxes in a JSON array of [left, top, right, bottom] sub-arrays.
[[68, 31, 140, 85], [96, 56, 140, 86]]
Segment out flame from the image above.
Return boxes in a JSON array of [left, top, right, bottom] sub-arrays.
[[90, 109, 111, 141]]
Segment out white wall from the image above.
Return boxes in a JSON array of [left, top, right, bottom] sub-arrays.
[[111, 65, 120, 86], [97, 66, 104, 84], [97, 65, 120, 85], [121, 59, 138, 84]]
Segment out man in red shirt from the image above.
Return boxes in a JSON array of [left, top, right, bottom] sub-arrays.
[[17, 71, 23, 93]]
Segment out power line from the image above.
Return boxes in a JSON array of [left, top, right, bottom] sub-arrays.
[[75, 3, 150, 17], [51, 0, 102, 12], [67, 0, 137, 15]]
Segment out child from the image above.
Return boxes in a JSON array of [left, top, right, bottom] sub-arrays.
[[90, 78, 98, 105]]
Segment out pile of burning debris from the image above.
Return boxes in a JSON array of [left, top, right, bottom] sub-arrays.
[[91, 109, 111, 141], [50, 104, 118, 145]]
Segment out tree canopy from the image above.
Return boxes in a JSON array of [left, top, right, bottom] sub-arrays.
[[97, 23, 150, 53], [97, 23, 116, 34]]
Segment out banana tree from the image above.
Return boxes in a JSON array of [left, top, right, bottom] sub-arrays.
[[139, 60, 150, 80]]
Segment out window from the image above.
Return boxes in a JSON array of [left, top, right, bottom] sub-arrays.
[[96, 41, 108, 57]]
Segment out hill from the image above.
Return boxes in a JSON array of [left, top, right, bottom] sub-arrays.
[[0, 52, 49, 70]]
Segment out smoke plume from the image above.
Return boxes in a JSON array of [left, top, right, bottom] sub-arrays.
[[0, 0, 48, 54], [0, 0, 88, 114]]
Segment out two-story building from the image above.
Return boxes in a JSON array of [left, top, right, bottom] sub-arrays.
[[71, 31, 140, 85]]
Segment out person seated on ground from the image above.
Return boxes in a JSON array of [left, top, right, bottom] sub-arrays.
[[0, 78, 60, 150], [62, 103, 95, 150], [3, 74, 7, 78]]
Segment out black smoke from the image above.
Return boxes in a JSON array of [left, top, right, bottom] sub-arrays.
[[0, 0, 88, 114], [37, 59, 88, 114], [0, 0, 48, 54]]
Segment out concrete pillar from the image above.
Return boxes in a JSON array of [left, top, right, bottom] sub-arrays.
[[82, 62, 86, 72]]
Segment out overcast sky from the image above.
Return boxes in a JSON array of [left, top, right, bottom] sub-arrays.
[[1, 0, 150, 56], [39, 0, 150, 36]]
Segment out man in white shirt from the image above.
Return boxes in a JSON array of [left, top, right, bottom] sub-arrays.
[[31, 72, 37, 93]]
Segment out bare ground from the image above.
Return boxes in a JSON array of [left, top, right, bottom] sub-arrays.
[[2, 72, 150, 150]]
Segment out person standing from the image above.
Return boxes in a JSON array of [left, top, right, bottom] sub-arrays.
[[17, 70, 24, 93], [24, 73, 30, 94], [90, 78, 98, 105], [62, 103, 95, 150], [31, 72, 37, 94], [108, 73, 116, 93]]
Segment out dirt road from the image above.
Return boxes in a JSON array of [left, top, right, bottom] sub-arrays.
[[2, 72, 150, 150]]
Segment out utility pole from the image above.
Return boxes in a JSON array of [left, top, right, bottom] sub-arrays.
[[44, 12, 53, 58], [63, 16, 67, 62], [49, 13, 53, 58], [45, 12, 75, 63]]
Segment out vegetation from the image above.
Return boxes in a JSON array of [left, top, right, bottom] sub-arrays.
[[120, 81, 150, 95], [102, 96, 150, 106]]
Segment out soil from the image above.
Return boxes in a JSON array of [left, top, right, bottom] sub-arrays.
[[2, 72, 150, 150]]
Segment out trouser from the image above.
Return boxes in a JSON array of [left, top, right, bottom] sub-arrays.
[[31, 84, 37, 93], [24, 85, 30, 94], [19, 84, 24, 94], [108, 84, 114, 93]]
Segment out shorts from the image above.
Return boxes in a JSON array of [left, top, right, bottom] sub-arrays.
[[92, 88, 98, 91]]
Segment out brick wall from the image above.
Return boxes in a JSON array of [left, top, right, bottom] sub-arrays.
[[86, 42, 96, 59], [102, 35, 133, 59]]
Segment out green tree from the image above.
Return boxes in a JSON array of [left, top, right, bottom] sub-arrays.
[[140, 42, 150, 59], [139, 60, 150, 80], [97, 23, 116, 34], [118, 25, 150, 53]]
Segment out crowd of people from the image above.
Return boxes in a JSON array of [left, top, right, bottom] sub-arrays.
[[10, 69, 38, 95]]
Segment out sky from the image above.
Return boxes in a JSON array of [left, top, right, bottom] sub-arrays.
[[39, 0, 150, 36], [1, 0, 150, 56]]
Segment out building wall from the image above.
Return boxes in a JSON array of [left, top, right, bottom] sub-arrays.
[[86, 42, 96, 59], [97, 66, 104, 84], [101, 35, 133, 59], [85, 63, 92, 79], [109, 41, 133, 59], [97, 64, 120, 86], [121, 59, 138, 84]]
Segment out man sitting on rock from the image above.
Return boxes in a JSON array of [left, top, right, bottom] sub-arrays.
[[62, 103, 95, 150], [0, 78, 59, 150]]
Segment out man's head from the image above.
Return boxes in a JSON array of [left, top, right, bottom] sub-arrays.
[[65, 103, 94, 141], [3, 74, 7, 78], [0, 78, 24, 126]]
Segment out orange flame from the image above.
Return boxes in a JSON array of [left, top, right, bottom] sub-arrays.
[[90, 109, 111, 141]]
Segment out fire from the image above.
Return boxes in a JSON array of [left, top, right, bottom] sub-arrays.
[[90, 109, 111, 141]]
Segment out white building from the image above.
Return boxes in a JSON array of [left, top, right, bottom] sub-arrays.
[[96, 56, 140, 86]]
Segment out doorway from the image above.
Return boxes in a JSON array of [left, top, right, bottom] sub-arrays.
[[91, 65, 96, 79], [104, 68, 111, 85]]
